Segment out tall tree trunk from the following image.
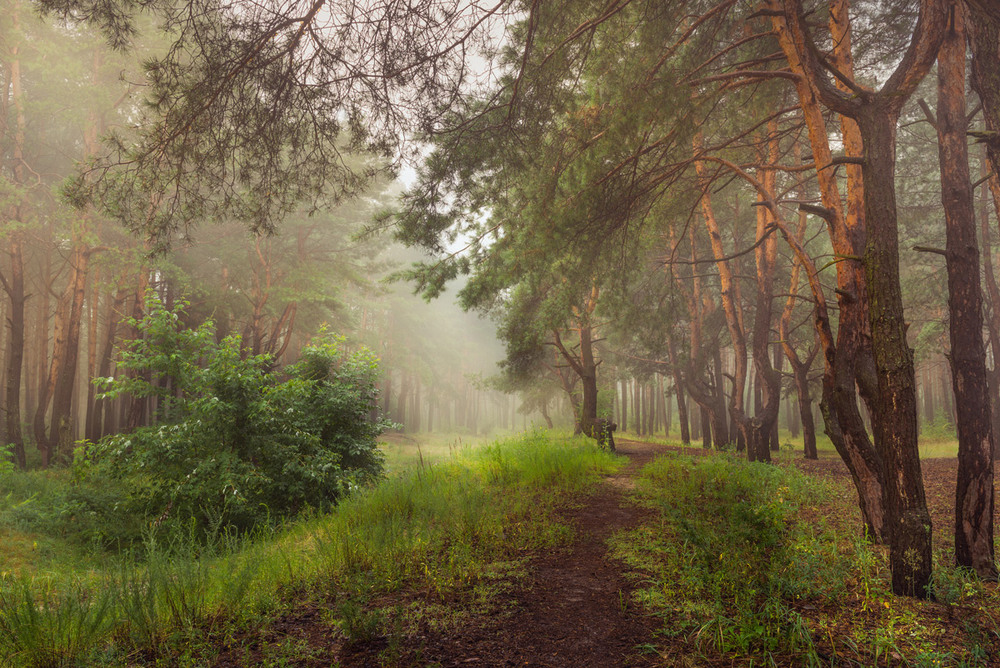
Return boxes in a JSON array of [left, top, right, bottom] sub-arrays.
[[768, 0, 885, 541], [3, 13, 28, 467], [769, 0, 950, 553], [620, 378, 628, 433], [967, 0, 1000, 188], [979, 162, 1000, 457], [857, 103, 933, 597], [667, 336, 690, 444], [934, 3, 996, 578], [87, 283, 128, 441], [3, 232, 26, 468], [48, 242, 93, 461]]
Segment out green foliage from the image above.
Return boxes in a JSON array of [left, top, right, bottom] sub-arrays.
[[922, 411, 957, 441], [82, 294, 390, 540], [0, 445, 14, 478], [0, 432, 618, 666]]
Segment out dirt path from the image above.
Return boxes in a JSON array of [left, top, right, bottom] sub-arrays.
[[337, 438, 668, 667], [213, 441, 995, 667]]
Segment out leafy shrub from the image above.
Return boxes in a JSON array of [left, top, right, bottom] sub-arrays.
[[79, 294, 390, 540]]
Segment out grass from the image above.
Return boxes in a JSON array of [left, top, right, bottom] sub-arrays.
[[610, 452, 1000, 666], [0, 430, 620, 667], [620, 422, 962, 460], [377, 430, 495, 473]]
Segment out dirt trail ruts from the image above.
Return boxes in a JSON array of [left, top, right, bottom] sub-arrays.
[[338, 438, 668, 668]]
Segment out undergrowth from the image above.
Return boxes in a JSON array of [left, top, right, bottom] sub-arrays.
[[611, 453, 1000, 667], [0, 431, 619, 667]]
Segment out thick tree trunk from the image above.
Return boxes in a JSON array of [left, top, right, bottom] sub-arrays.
[[935, 4, 996, 578], [858, 105, 932, 598], [769, 0, 888, 542]]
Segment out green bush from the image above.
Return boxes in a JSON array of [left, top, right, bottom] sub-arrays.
[[79, 294, 390, 541]]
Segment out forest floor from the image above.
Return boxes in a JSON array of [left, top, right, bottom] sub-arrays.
[[210, 438, 1000, 667]]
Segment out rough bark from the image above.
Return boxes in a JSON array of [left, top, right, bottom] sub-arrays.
[[980, 165, 1000, 457], [768, 0, 886, 538], [774, 0, 949, 596], [48, 242, 93, 460], [858, 103, 933, 597], [935, 3, 996, 578], [967, 0, 1000, 189]]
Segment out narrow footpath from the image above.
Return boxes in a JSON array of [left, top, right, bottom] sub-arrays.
[[346, 439, 667, 667]]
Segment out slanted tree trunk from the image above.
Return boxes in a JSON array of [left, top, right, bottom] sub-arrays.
[[768, 0, 887, 541], [771, 4, 950, 596], [3, 30, 28, 467], [933, 3, 996, 578], [46, 241, 94, 461]]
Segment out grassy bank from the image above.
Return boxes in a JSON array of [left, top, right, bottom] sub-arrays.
[[0, 431, 619, 667], [612, 452, 1000, 666]]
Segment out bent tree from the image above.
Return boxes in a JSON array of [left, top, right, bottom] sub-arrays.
[[773, 0, 949, 597]]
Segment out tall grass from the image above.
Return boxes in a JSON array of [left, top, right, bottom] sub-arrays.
[[611, 452, 1000, 666], [0, 431, 618, 667], [610, 453, 852, 664]]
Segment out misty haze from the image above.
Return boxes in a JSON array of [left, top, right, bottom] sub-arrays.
[[2, 0, 1000, 666]]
